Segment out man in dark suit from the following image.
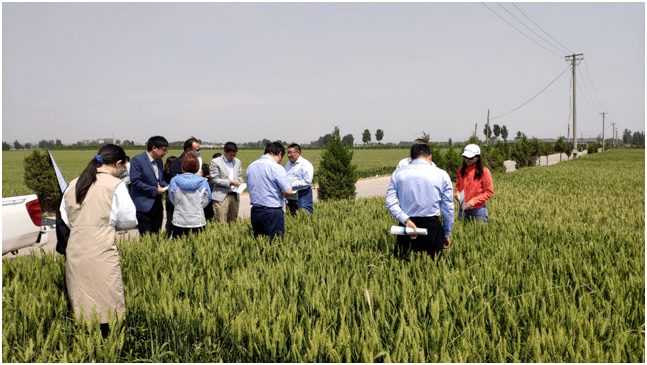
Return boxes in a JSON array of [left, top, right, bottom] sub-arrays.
[[129, 136, 169, 235]]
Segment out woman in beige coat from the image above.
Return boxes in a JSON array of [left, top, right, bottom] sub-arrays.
[[60, 144, 137, 338]]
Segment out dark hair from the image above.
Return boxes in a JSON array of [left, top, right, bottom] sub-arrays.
[[201, 163, 210, 177], [265, 142, 285, 158], [224, 142, 238, 153], [164, 156, 177, 176], [459, 155, 484, 180], [183, 137, 199, 152], [75, 144, 126, 205], [182, 154, 200, 173], [287, 143, 301, 153], [147, 136, 169, 151], [213, 153, 222, 159], [410, 143, 431, 160], [125, 156, 130, 162]]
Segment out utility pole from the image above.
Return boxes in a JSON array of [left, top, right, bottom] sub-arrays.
[[474, 123, 477, 138], [486, 110, 490, 147], [600, 112, 607, 151], [566, 53, 583, 157], [611, 122, 616, 147]]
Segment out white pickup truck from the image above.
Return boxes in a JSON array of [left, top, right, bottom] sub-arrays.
[[2, 194, 51, 255]]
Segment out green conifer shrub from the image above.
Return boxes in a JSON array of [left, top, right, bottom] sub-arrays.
[[317, 127, 358, 201], [23, 149, 60, 212]]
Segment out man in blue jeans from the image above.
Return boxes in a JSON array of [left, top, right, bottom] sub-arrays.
[[246, 142, 293, 240], [285, 143, 314, 215]]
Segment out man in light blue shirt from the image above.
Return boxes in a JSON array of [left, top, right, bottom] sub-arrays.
[[285, 143, 314, 214], [386, 143, 454, 258], [246, 142, 293, 239]]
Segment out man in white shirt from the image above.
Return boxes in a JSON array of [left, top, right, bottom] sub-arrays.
[[285, 143, 314, 214], [395, 139, 428, 171]]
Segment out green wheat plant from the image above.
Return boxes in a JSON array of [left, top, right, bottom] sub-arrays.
[[2, 149, 644, 362]]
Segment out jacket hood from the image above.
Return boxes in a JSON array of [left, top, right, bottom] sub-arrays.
[[173, 173, 207, 191]]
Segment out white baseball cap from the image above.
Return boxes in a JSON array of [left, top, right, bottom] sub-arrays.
[[461, 144, 481, 158]]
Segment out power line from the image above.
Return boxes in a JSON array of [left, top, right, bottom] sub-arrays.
[[491, 65, 571, 120], [498, 2, 568, 56], [582, 59, 606, 111], [511, 2, 574, 55], [482, 2, 563, 59], [576, 65, 601, 113]]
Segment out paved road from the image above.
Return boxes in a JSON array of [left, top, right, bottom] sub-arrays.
[[5, 150, 589, 260]]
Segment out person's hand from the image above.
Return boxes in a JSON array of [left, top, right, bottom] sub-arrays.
[[231, 180, 240, 187], [406, 219, 418, 240], [454, 193, 460, 201], [443, 237, 451, 249], [464, 200, 475, 210], [196, 170, 204, 177], [239, 179, 245, 183], [157, 187, 165, 195]]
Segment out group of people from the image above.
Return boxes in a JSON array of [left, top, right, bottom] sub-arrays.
[[121, 136, 315, 240], [387, 142, 494, 258], [57, 136, 491, 338]]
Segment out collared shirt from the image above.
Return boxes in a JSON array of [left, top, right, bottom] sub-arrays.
[[396, 157, 436, 170], [224, 155, 236, 192], [147, 151, 159, 180], [396, 157, 411, 170], [246, 155, 292, 208], [385, 159, 454, 238], [285, 155, 314, 191], [224, 155, 235, 170]]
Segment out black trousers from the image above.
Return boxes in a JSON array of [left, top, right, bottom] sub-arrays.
[[395, 216, 444, 258], [173, 226, 204, 238], [136, 196, 164, 235], [250, 207, 285, 240], [165, 198, 175, 238]]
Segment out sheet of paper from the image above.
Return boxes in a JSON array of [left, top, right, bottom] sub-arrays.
[[458, 190, 465, 210], [234, 182, 247, 194]]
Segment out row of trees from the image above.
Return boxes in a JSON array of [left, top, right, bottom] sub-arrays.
[[361, 129, 385, 146], [3, 139, 63, 151], [622, 129, 645, 147], [483, 124, 510, 144]]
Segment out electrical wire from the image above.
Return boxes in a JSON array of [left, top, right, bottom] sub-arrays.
[[511, 2, 574, 55], [482, 2, 564, 59], [582, 59, 606, 111], [497, 3, 568, 56], [576, 63, 601, 113], [491, 65, 570, 120]]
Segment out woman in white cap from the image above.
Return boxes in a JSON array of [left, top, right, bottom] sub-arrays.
[[455, 144, 493, 223]]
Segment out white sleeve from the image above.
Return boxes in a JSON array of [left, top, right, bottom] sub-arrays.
[[60, 191, 70, 227], [109, 181, 138, 230]]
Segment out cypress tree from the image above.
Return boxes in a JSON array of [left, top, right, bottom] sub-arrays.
[[317, 127, 358, 201]]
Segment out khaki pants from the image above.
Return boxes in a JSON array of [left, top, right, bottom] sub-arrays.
[[213, 193, 239, 223]]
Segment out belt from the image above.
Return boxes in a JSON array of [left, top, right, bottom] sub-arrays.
[[252, 206, 282, 210]]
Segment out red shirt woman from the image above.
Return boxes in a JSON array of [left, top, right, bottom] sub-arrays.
[[454, 144, 493, 223]]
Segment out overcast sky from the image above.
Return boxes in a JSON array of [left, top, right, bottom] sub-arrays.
[[2, 2, 644, 145]]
